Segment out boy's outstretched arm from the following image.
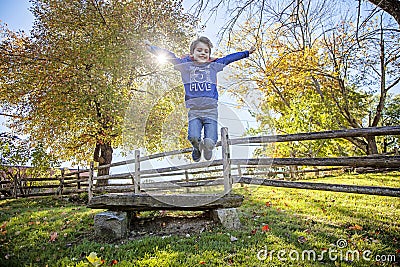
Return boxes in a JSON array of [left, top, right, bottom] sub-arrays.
[[143, 40, 183, 65], [215, 45, 256, 67]]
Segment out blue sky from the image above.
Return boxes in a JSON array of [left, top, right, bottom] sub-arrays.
[[0, 0, 34, 32]]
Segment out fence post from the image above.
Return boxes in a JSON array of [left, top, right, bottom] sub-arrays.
[[238, 164, 243, 187], [13, 175, 17, 198], [221, 127, 232, 194], [185, 170, 190, 193], [59, 168, 65, 197], [88, 162, 94, 201], [134, 149, 141, 193], [76, 166, 81, 190]]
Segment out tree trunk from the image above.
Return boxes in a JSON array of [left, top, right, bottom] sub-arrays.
[[366, 136, 379, 155], [367, 0, 400, 26], [93, 142, 113, 186]]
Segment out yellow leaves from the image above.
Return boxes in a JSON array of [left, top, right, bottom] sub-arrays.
[[86, 252, 104, 267]]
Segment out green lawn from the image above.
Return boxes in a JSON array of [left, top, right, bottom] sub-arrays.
[[0, 172, 399, 266]]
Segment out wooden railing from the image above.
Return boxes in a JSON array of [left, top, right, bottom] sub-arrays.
[[0, 168, 89, 199], [88, 126, 400, 199]]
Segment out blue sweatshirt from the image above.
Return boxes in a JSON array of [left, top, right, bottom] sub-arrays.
[[147, 45, 249, 109]]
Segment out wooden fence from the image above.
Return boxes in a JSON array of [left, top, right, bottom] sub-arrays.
[[0, 168, 89, 199], [2, 126, 399, 200], [88, 126, 400, 200]]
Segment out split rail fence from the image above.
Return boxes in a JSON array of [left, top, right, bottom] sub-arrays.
[[88, 126, 400, 200], [0, 168, 89, 199], [2, 126, 400, 199]]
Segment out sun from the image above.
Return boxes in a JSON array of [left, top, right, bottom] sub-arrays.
[[157, 54, 168, 64]]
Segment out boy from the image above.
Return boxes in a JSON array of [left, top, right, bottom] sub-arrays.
[[144, 37, 255, 161]]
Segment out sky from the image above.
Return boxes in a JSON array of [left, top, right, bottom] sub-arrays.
[[0, 0, 34, 32]]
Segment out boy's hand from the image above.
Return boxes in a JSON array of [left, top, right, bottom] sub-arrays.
[[249, 46, 256, 54]]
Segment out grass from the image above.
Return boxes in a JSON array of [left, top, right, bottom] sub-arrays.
[[0, 172, 399, 266]]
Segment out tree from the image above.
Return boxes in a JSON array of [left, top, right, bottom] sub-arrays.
[[0, 0, 195, 180], [226, 22, 368, 156], [221, 0, 399, 157], [190, 0, 400, 32]]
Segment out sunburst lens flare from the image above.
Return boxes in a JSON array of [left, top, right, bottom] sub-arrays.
[[157, 54, 168, 64]]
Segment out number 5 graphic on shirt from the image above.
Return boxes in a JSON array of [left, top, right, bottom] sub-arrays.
[[190, 66, 210, 83]]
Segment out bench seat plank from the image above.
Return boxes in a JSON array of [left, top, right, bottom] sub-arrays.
[[87, 193, 244, 211]]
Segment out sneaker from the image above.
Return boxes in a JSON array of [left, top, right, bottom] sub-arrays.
[[203, 146, 213, 160], [201, 138, 214, 161], [192, 147, 201, 162]]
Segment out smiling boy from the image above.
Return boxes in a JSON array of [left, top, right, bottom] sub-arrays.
[[145, 37, 255, 161]]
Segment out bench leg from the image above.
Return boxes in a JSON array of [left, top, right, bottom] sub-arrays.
[[211, 208, 242, 229], [94, 211, 128, 239]]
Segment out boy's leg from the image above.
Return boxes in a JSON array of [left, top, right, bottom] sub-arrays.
[[202, 117, 218, 160], [188, 117, 202, 162]]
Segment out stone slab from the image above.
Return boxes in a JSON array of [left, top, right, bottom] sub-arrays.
[[211, 208, 242, 229], [94, 211, 128, 239]]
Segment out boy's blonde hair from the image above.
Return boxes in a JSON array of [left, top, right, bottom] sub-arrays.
[[190, 36, 213, 55]]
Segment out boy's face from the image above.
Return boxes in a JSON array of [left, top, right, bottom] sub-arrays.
[[191, 42, 210, 63]]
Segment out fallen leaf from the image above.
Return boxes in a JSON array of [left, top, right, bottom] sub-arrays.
[[199, 260, 206, 265], [110, 259, 118, 265], [86, 252, 103, 266], [261, 225, 270, 232], [49, 232, 58, 242], [298, 236, 307, 244], [265, 201, 272, 207], [0, 222, 6, 235], [348, 225, 363, 231], [250, 229, 257, 235]]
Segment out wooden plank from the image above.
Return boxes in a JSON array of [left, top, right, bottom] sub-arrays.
[[96, 148, 193, 170], [88, 162, 94, 201], [140, 159, 223, 175], [221, 127, 232, 194], [238, 176, 400, 197], [134, 149, 140, 193], [231, 156, 400, 168], [87, 193, 244, 211], [230, 126, 400, 145]]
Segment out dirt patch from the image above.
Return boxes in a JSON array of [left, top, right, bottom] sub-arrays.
[[129, 211, 218, 239]]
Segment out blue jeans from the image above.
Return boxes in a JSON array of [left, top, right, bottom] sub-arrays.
[[187, 109, 218, 150]]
